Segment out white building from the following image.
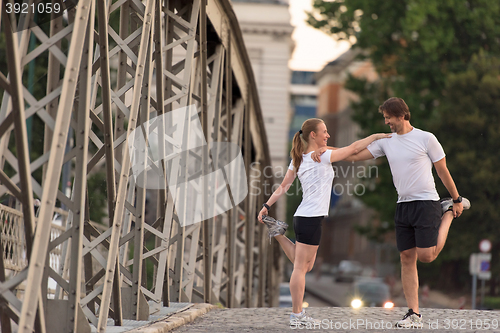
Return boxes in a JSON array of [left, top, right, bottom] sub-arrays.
[[289, 71, 318, 138], [231, 0, 294, 220]]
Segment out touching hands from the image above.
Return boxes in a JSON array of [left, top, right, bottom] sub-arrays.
[[373, 133, 392, 140], [311, 147, 328, 162], [452, 202, 464, 218]]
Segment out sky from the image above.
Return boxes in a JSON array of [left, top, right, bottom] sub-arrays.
[[288, 0, 351, 72]]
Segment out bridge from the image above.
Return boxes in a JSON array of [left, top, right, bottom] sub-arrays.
[[0, 0, 281, 332]]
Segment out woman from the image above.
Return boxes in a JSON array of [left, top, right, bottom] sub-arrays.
[[257, 118, 390, 326]]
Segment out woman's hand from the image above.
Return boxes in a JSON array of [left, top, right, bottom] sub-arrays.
[[372, 133, 392, 140], [258, 207, 268, 223], [311, 147, 328, 162]]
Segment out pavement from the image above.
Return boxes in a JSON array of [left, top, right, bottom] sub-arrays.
[[77, 288, 500, 333], [88, 303, 217, 333], [1, 303, 217, 333], [90, 301, 499, 333], [124, 303, 216, 333], [174, 307, 500, 333], [169, 273, 500, 332], [76, 273, 496, 332], [172, 306, 500, 332]]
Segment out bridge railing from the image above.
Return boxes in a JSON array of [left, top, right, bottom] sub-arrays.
[[0, 203, 103, 282]]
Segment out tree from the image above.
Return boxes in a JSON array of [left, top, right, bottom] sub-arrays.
[[308, 0, 500, 290], [427, 53, 500, 290], [308, 0, 500, 117]]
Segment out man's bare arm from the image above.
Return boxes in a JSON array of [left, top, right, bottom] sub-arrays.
[[434, 157, 463, 217]]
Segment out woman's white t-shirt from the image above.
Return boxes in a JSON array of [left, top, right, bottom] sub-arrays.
[[288, 150, 335, 217]]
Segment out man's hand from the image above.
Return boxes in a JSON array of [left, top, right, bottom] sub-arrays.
[[311, 147, 328, 162], [453, 202, 464, 218]]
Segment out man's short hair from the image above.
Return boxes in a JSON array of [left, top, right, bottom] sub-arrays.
[[379, 97, 411, 120]]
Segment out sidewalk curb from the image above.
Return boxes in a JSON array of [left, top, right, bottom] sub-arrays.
[[127, 303, 218, 332]]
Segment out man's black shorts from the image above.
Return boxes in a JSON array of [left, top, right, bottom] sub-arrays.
[[293, 216, 323, 246], [395, 200, 441, 252]]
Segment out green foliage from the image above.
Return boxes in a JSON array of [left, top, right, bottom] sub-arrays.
[[308, 0, 500, 120], [285, 177, 300, 240], [430, 53, 500, 282], [85, 171, 108, 224], [0, 11, 117, 223], [353, 158, 398, 242], [484, 296, 500, 309]]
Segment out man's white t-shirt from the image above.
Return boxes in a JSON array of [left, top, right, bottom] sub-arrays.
[[288, 149, 335, 217], [367, 128, 446, 203]]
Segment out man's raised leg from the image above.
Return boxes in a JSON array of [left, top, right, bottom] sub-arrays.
[[435, 210, 454, 255], [419, 197, 472, 262], [417, 210, 454, 263]]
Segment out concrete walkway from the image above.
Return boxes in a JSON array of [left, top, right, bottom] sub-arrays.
[[172, 306, 500, 332], [89, 303, 217, 333], [101, 272, 495, 332]]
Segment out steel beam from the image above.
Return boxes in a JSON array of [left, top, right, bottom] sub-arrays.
[[0, 0, 277, 330], [200, 0, 212, 305], [96, 0, 123, 324], [96, 0, 156, 330]]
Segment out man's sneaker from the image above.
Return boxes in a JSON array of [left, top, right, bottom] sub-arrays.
[[261, 215, 288, 243], [289, 310, 321, 328], [440, 197, 471, 215], [396, 309, 423, 328]]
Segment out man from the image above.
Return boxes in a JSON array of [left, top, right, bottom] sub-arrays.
[[313, 97, 470, 328]]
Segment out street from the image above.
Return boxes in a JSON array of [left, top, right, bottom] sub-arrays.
[[304, 273, 355, 307], [303, 290, 332, 307]]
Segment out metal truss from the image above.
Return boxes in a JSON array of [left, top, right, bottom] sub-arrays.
[[0, 0, 280, 332]]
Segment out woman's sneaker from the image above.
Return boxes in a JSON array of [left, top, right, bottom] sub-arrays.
[[261, 215, 288, 243], [289, 310, 321, 328], [396, 309, 423, 328], [440, 197, 471, 215]]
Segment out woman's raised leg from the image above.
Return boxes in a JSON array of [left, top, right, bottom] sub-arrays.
[[275, 234, 296, 263]]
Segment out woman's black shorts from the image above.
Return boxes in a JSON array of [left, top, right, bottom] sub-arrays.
[[293, 216, 323, 246]]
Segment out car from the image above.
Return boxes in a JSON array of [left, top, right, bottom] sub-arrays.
[[349, 278, 394, 309], [318, 263, 337, 276], [334, 260, 363, 282], [279, 283, 309, 308]]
